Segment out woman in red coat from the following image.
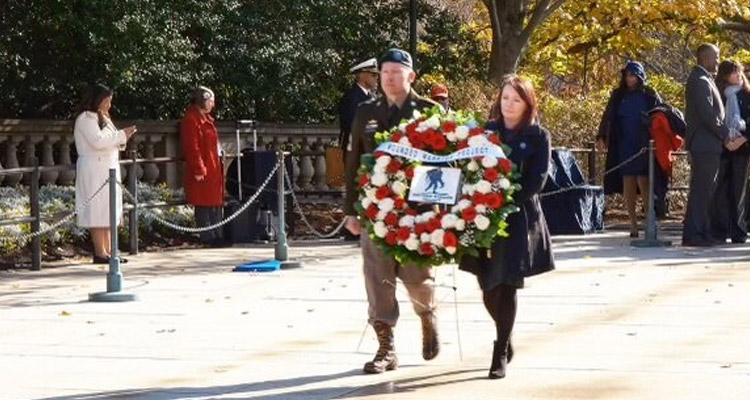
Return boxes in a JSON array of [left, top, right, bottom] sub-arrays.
[[180, 86, 225, 247]]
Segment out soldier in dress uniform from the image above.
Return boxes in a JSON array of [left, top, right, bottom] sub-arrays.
[[344, 48, 442, 374], [339, 58, 379, 153]]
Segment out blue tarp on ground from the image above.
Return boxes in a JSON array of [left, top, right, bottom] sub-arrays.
[[540, 149, 604, 235]]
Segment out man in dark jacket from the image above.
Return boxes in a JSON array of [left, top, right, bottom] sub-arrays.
[[344, 49, 442, 374], [339, 58, 379, 153], [682, 44, 731, 246]]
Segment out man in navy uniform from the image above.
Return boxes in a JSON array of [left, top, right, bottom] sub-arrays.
[[344, 48, 442, 374], [339, 58, 379, 154]]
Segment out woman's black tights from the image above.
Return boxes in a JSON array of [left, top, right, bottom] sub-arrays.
[[482, 284, 517, 348]]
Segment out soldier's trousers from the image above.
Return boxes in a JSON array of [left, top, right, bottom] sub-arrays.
[[361, 234, 435, 327]]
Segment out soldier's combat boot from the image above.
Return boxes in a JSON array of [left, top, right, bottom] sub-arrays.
[[420, 313, 440, 360], [363, 321, 398, 374]]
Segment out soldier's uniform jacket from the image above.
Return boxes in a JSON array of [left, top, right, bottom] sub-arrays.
[[344, 89, 440, 215]]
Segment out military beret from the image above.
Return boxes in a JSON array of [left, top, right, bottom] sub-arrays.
[[349, 58, 378, 74], [378, 48, 413, 70]]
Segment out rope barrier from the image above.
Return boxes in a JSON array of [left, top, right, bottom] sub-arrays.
[[0, 178, 110, 245]]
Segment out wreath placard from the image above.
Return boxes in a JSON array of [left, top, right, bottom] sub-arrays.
[[355, 107, 521, 267]]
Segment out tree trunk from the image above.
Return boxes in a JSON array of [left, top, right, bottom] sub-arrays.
[[489, 35, 525, 82]]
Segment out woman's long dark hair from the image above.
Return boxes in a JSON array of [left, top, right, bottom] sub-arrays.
[[77, 84, 113, 128], [716, 60, 750, 102]]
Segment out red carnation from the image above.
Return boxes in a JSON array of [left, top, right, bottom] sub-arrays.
[[484, 168, 499, 182], [405, 167, 415, 180], [472, 192, 486, 205], [498, 158, 513, 174], [386, 158, 402, 174], [488, 134, 501, 145], [420, 243, 435, 256], [375, 186, 391, 200], [365, 204, 378, 220], [415, 223, 426, 236], [408, 133, 422, 147], [396, 227, 411, 241], [406, 208, 418, 216], [428, 218, 441, 232], [359, 175, 369, 188], [457, 140, 469, 150], [394, 197, 406, 209], [443, 231, 458, 248], [442, 121, 457, 133], [385, 212, 399, 227], [374, 151, 385, 158], [462, 206, 478, 222], [391, 132, 403, 143], [385, 231, 398, 246], [469, 127, 485, 136], [486, 193, 504, 209], [406, 123, 418, 135], [432, 134, 448, 151]]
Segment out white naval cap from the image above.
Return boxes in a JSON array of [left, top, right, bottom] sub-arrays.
[[349, 58, 378, 74]]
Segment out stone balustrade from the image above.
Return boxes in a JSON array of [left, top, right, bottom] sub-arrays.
[[0, 119, 342, 202]]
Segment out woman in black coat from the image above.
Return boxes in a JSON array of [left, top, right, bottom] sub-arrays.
[[712, 60, 750, 243], [596, 62, 662, 236], [460, 74, 555, 379]]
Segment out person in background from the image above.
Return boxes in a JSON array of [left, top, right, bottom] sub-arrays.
[[460, 74, 555, 380], [339, 58, 379, 154], [180, 86, 226, 248], [597, 61, 662, 238], [74, 84, 137, 264], [430, 83, 451, 111], [710, 60, 750, 243], [344, 48, 441, 374], [682, 44, 732, 247]]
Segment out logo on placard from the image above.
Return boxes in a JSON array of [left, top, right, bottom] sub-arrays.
[[408, 166, 462, 205]]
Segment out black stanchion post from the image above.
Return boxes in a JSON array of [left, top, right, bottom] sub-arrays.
[[588, 141, 597, 185], [632, 140, 671, 247], [128, 150, 138, 255], [30, 159, 41, 271], [89, 168, 137, 302], [275, 150, 301, 269]]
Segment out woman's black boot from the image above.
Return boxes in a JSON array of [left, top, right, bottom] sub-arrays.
[[488, 340, 508, 379]]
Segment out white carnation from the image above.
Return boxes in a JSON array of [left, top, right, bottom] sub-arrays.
[[445, 246, 457, 255], [475, 180, 492, 194], [412, 110, 422, 120], [467, 160, 479, 172], [391, 181, 407, 196], [399, 215, 416, 227], [378, 198, 395, 212], [398, 137, 412, 147], [455, 219, 466, 231], [441, 214, 458, 229], [446, 132, 458, 142], [430, 229, 445, 247], [376, 210, 388, 221], [365, 188, 378, 201], [456, 199, 472, 211], [468, 135, 488, 147], [361, 197, 372, 210], [462, 183, 475, 195], [395, 170, 407, 181], [456, 126, 470, 140], [425, 115, 441, 129], [476, 204, 487, 214], [375, 155, 391, 169], [481, 156, 498, 168], [474, 215, 490, 231], [398, 122, 408, 132], [374, 222, 388, 238], [420, 233, 431, 243], [405, 235, 420, 250], [498, 178, 510, 190], [371, 172, 388, 187]]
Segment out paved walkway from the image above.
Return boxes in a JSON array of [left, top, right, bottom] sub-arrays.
[[2, 230, 750, 399]]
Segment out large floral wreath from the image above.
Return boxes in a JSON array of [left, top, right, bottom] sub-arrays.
[[355, 107, 521, 267]]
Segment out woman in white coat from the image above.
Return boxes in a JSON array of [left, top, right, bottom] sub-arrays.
[[74, 84, 136, 264]]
